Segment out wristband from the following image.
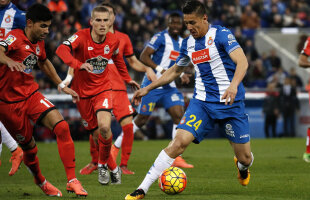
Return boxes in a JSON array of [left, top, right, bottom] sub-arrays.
[[63, 74, 72, 84], [155, 65, 164, 73], [180, 72, 185, 77], [58, 82, 66, 89]]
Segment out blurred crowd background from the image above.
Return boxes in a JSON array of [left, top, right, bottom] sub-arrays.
[[9, 0, 310, 140]]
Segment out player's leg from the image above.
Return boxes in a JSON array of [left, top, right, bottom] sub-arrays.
[[303, 127, 310, 162], [80, 134, 98, 175], [96, 110, 121, 185], [0, 121, 23, 175], [167, 105, 194, 168], [119, 116, 135, 174], [231, 141, 253, 186], [0, 129, 2, 166], [41, 109, 87, 196], [125, 129, 194, 199]]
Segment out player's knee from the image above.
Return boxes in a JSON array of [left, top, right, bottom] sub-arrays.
[[172, 114, 183, 124], [98, 125, 110, 136], [237, 152, 253, 166], [166, 139, 186, 157], [134, 115, 148, 127], [53, 120, 72, 142]]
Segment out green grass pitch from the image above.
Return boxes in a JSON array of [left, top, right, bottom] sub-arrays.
[[1, 138, 310, 200]]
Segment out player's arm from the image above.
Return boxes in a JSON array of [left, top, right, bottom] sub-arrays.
[[298, 54, 310, 68], [221, 48, 248, 105], [112, 50, 140, 90], [38, 59, 79, 102], [0, 45, 25, 71], [62, 67, 74, 87], [56, 44, 93, 72], [132, 64, 184, 105], [140, 46, 165, 74], [126, 55, 157, 81]]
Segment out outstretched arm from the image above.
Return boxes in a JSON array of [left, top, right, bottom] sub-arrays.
[[299, 54, 310, 68]]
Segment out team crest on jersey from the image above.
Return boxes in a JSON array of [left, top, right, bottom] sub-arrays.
[[23, 53, 38, 74], [104, 45, 110, 54], [225, 124, 235, 137], [25, 45, 30, 49], [141, 105, 147, 112], [86, 56, 108, 74], [207, 37, 213, 45], [5, 35, 16, 45], [180, 116, 186, 124], [169, 50, 179, 61], [68, 34, 78, 43], [5, 15, 11, 23], [36, 45, 40, 55], [192, 48, 211, 64], [228, 34, 237, 45]]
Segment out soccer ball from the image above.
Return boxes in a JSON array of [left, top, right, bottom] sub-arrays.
[[158, 166, 187, 195]]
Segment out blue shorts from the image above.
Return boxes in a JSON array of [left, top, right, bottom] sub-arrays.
[[137, 88, 184, 115], [177, 98, 250, 144]]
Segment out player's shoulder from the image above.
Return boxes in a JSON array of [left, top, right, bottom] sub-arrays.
[[106, 31, 120, 45], [6, 29, 23, 39]]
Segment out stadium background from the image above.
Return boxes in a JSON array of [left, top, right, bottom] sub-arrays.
[[10, 0, 310, 141]]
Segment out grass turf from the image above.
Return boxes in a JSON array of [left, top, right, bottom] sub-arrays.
[[0, 138, 310, 200]]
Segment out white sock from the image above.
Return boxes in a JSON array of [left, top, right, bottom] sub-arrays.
[[0, 143, 2, 157], [133, 121, 139, 133], [112, 166, 119, 173], [138, 150, 175, 193], [114, 131, 123, 148], [237, 152, 254, 171], [172, 124, 178, 139], [0, 122, 18, 152]]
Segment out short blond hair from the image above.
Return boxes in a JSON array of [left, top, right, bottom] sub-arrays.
[[91, 6, 109, 18]]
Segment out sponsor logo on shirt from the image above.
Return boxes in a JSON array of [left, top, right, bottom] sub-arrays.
[[192, 48, 211, 64], [228, 34, 237, 45], [68, 34, 78, 43], [23, 53, 38, 74], [225, 124, 235, 137], [5, 35, 16, 45], [88, 46, 94, 50], [86, 56, 108, 74], [169, 50, 179, 61], [36, 45, 40, 55], [25, 45, 30, 49]]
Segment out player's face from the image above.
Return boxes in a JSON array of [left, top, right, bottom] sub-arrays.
[[184, 13, 208, 39], [104, 6, 115, 28], [30, 20, 51, 41], [168, 16, 183, 37], [0, 0, 10, 7], [90, 11, 110, 36]]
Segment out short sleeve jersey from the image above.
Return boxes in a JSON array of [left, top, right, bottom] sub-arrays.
[[176, 25, 245, 103], [0, 29, 46, 103], [301, 36, 310, 56], [109, 30, 134, 91], [141, 29, 183, 89], [63, 29, 123, 97], [0, 2, 26, 39]]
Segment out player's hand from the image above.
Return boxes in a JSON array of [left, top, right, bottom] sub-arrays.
[[180, 73, 192, 84], [221, 84, 238, 105], [80, 63, 93, 72], [127, 80, 140, 91], [131, 87, 149, 106], [61, 87, 80, 103], [6, 60, 26, 72], [146, 67, 157, 82]]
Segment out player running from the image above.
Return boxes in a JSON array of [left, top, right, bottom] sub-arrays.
[[298, 35, 310, 162], [56, 6, 139, 185], [0, 4, 87, 197], [125, 1, 254, 199], [72, 2, 156, 176], [114, 12, 194, 169], [0, 0, 25, 176]]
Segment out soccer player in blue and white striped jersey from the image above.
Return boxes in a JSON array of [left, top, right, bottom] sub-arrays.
[[126, 1, 254, 199], [0, 0, 25, 39]]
